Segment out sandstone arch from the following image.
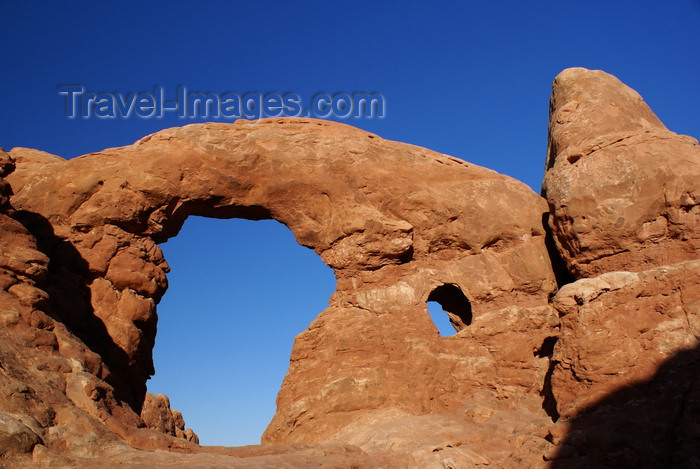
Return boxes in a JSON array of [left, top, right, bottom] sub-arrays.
[[2, 68, 699, 467], [149, 216, 336, 445], [6, 118, 557, 445]]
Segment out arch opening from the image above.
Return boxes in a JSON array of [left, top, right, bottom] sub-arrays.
[[146, 216, 336, 446], [426, 284, 472, 336]]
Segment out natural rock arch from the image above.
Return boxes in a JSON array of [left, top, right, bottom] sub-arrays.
[[2, 68, 699, 467], [149, 216, 336, 445], [6, 118, 557, 445]]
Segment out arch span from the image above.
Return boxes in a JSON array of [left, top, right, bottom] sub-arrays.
[[6, 118, 557, 444]]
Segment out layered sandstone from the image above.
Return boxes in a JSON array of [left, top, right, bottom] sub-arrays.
[[0, 68, 697, 467]]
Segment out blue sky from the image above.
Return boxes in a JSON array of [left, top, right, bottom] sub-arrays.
[[2, 1, 699, 446]]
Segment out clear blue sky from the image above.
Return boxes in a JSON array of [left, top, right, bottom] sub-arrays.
[[2, 1, 699, 446]]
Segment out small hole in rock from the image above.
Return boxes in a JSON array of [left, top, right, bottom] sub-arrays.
[[426, 284, 472, 336]]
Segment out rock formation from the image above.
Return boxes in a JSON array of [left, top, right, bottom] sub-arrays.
[[542, 68, 700, 468], [542, 68, 699, 278], [0, 68, 697, 467]]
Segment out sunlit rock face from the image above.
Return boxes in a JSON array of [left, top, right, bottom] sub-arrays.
[[542, 68, 700, 468], [0, 68, 697, 467], [542, 67, 700, 279]]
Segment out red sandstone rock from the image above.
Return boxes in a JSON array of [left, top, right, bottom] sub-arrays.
[[141, 393, 199, 443], [542, 68, 700, 278], [6, 118, 557, 449], [0, 68, 698, 467], [542, 68, 700, 468], [0, 117, 559, 466], [0, 150, 14, 212], [550, 259, 700, 418]]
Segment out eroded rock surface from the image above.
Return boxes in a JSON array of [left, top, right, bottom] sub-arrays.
[[551, 260, 700, 418], [140, 393, 198, 443], [546, 260, 700, 467], [1, 118, 559, 466], [542, 67, 700, 279], [0, 68, 697, 467], [541, 69, 700, 468]]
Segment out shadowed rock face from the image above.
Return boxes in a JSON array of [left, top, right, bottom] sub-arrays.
[[0, 68, 697, 467]]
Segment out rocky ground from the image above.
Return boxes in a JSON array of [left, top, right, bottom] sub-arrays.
[[0, 68, 698, 467]]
